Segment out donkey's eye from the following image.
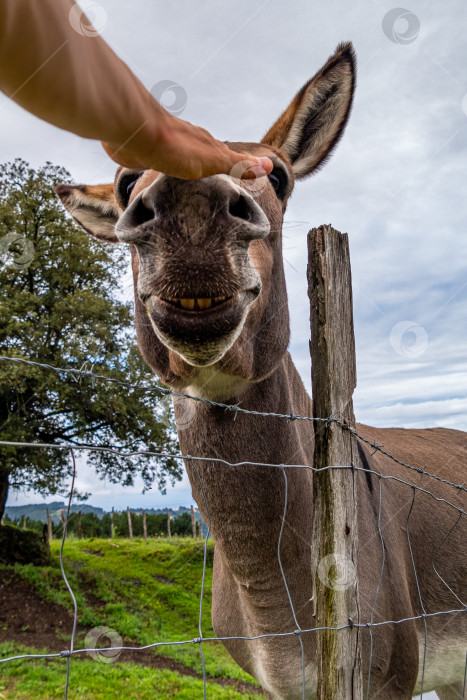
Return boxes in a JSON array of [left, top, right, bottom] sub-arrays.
[[117, 171, 144, 208], [268, 168, 288, 200]]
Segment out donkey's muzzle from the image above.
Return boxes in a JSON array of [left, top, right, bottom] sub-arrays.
[[115, 174, 270, 245]]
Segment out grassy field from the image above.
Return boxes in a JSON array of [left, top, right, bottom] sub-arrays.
[[0, 537, 264, 699]]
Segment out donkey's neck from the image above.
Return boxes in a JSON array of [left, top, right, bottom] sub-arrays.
[[177, 352, 314, 582]]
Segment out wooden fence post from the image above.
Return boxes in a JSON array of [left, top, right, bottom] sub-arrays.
[[127, 507, 133, 539], [191, 505, 196, 539], [46, 508, 53, 541], [307, 225, 362, 699], [22, 514, 27, 530], [167, 508, 172, 538], [110, 508, 115, 538], [78, 511, 82, 539], [143, 509, 147, 540]]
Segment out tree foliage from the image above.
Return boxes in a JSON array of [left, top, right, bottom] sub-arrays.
[[4, 510, 196, 539], [0, 160, 180, 517]]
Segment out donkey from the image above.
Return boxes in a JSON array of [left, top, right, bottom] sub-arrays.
[[56, 43, 466, 699]]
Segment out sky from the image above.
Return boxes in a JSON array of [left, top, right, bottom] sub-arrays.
[[4, 0, 467, 527]]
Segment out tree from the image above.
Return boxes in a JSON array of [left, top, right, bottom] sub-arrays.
[[0, 159, 180, 520]]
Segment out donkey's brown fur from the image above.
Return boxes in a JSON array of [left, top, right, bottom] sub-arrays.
[[57, 44, 466, 698]]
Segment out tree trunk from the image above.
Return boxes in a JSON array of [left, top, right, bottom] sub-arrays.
[[191, 505, 196, 539], [0, 469, 9, 522], [46, 508, 53, 541], [127, 507, 133, 539]]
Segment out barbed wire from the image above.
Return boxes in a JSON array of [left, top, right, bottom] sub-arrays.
[[1, 355, 465, 494], [0, 439, 464, 516], [0, 357, 466, 698]]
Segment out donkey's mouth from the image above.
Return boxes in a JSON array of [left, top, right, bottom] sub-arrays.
[[162, 295, 232, 312], [146, 289, 259, 366], [150, 290, 251, 322]]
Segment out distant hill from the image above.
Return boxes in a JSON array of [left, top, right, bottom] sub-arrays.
[[4, 502, 197, 525], [4, 502, 105, 524]]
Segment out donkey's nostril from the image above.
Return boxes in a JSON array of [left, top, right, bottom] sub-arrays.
[[228, 194, 252, 222], [131, 197, 154, 226]]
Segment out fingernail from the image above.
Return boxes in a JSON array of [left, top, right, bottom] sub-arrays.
[[246, 165, 268, 178], [256, 156, 273, 172]]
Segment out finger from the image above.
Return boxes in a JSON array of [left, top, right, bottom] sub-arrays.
[[241, 156, 274, 179], [227, 156, 274, 182]]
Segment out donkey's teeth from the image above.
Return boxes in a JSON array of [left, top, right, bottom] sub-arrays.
[[164, 296, 229, 310]]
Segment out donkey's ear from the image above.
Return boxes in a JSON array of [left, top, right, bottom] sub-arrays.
[[55, 183, 121, 243], [262, 42, 356, 179]]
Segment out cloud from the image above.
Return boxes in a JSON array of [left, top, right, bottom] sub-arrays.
[[4, 0, 467, 510]]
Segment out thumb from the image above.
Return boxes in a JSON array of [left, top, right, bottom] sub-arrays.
[[228, 154, 274, 180]]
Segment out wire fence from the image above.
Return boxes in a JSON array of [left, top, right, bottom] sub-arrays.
[[0, 354, 466, 700]]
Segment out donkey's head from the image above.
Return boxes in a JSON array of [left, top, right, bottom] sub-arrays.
[[57, 44, 355, 399]]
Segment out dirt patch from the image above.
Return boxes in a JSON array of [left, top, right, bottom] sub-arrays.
[[76, 574, 108, 609], [0, 571, 75, 649], [0, 572, 265, 696], [121, 577, 141, 587], [152, 574, 175, 585], [82, 549, 104, 557]]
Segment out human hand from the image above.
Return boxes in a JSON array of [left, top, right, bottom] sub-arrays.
[[102, 112, 273, 181]]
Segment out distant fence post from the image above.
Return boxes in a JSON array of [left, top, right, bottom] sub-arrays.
[[191, 505, 196, 539], [46, 508, 53, 541], [110, 507, 115, 538], [143, 509, 147, 540], [22, 514, 27, 530], [167, 508, 172, 538], [78, 511, 82, 539], [127, 507, 133, 539], [307, 224, 362, 699]]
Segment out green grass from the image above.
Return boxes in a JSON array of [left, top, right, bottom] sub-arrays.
[[0, 643, 263, 699], [0, 538, 262, 697]]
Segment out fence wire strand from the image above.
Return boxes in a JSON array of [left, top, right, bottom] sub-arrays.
[[60, 449, 77, 700], [0, 355, 465, 699], [1, 355, 465, 494]]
